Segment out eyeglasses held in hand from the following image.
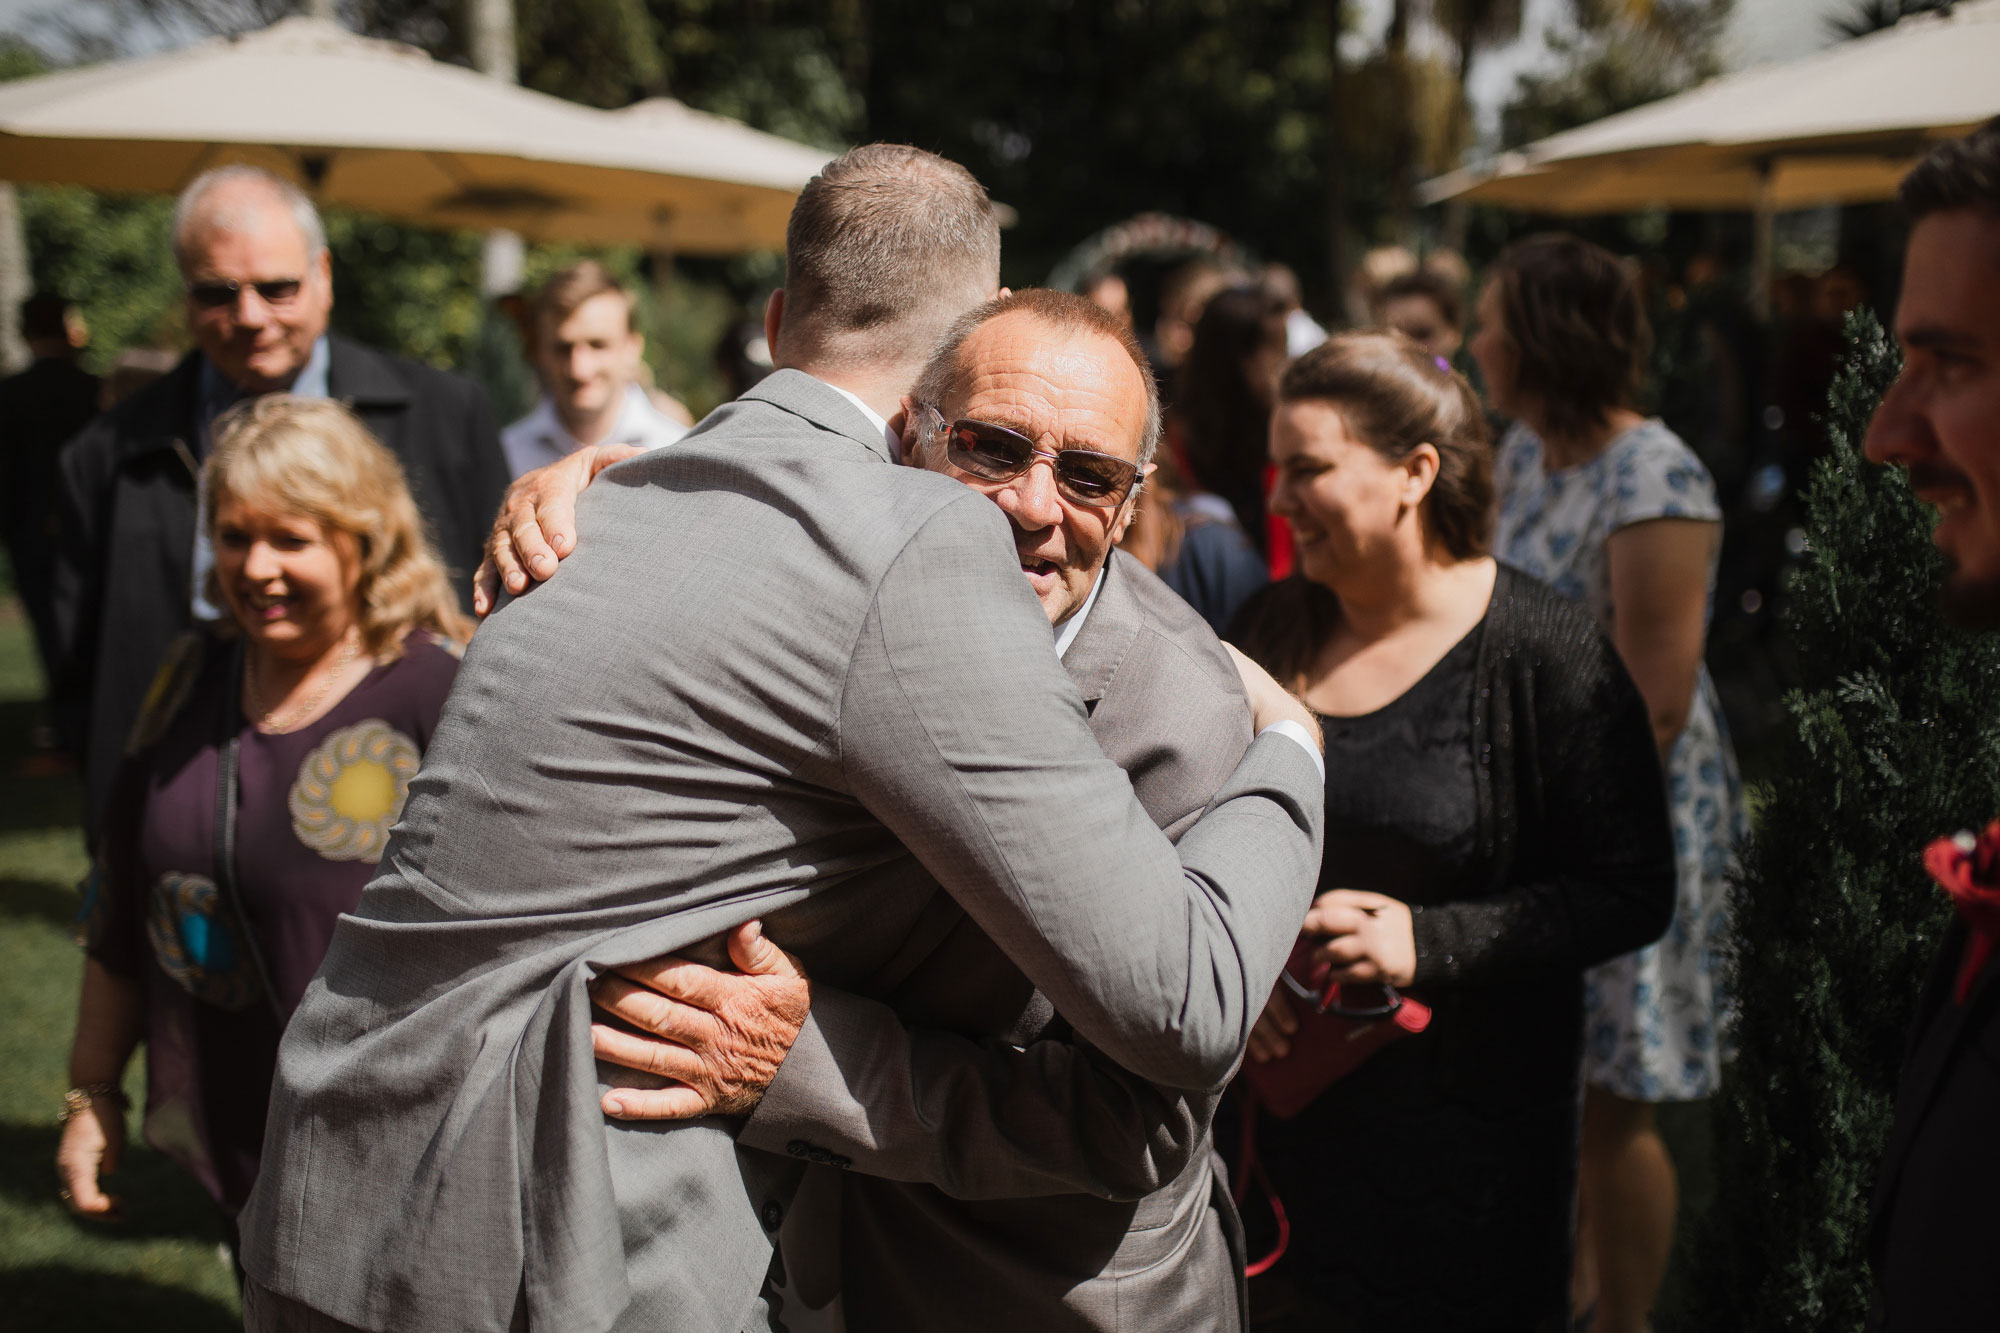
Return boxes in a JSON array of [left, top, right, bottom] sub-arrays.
[[186, 278, 305, 310], [1279, 962, 1406, 1021], [927, 406, 1141, 509]]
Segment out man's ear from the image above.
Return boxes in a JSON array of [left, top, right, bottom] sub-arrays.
[[896, 394, 923, 466], [763, 289, 786, 365], [316, 246, 333, 307]]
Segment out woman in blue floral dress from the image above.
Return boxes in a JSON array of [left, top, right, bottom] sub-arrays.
[[1471, 234, 1746, 1333]]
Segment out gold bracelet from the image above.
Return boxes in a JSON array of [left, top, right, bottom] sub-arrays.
[[58, 1083, 127, 1124]]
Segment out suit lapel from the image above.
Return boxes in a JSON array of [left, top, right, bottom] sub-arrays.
[[740, 369, 897, 464], [1872, 918, 2000, 1233], [1059, 551, 1143, 706], [325, 335, 413, 410]]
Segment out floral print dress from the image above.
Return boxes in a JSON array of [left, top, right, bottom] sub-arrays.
[[1494, 418, 1746, 1101]]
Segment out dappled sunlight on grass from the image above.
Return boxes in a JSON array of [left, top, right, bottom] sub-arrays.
[[0, 593, 240, 1330]]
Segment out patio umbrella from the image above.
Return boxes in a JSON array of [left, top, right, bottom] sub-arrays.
[[1420, 0, 2000, 308], [0, 16, 834, 254]]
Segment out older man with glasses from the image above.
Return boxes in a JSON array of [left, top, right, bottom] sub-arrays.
[[483, 288, 1294, 1332], [49, 164, 508, 839]]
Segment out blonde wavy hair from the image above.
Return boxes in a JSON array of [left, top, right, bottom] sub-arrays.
[[204, 395, 473, 658]]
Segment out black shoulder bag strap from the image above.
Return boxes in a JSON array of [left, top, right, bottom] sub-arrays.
[[215, 641, 287, 1028]]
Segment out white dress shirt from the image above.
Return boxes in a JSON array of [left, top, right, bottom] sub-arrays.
[[501, 383, 689, 479]]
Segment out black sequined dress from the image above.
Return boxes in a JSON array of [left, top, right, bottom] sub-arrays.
[[1238, 565, 1677, 1333]]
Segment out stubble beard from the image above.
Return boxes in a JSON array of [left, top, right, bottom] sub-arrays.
[[1938, 560, 2000, 631]]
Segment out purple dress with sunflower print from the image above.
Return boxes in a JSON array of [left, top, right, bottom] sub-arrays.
[[85, 627, 458, 1210]]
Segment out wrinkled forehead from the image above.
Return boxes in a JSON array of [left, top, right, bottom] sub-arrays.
[[940, 314, 1149, 461]]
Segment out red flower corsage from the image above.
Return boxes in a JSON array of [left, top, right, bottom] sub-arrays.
[[1923, 819, 2000, 1004]]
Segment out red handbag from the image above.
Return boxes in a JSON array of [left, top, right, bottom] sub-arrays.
[[1240, 935, 1433, 1121], [1233, 938, 1434, 1277]]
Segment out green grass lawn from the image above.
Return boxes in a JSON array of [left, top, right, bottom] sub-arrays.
[[0, 593, 241, 1329]]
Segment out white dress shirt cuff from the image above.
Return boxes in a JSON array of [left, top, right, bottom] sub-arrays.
[[1257, 719, 1325, 781]]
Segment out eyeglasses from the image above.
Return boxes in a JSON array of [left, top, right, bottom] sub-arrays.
[[926, 407, 1141, 509], [1279, 964, 1406, 1021], [186, 278, 305, 310]]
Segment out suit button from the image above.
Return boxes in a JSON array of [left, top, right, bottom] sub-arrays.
[[761, 1199, 784, 1231], [830, 1155, 853, 1170], [786, 1140, 809, 1158]]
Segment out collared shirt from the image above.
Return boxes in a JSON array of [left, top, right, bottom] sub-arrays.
[[191, 336, 333, 619], [824, 381, 905, 460], [1061, 558, 1322, 778], [1053, 563, 1106, 661], [500, 383, 690, 479]]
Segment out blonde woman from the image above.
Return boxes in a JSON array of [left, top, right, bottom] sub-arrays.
[[56, 395, 469, 1241]]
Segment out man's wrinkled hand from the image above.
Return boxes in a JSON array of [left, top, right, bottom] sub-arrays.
[[471, 442, 643, 615], [589, 921, 810, 1121]]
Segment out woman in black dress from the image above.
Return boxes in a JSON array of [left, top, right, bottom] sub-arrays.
[[1229, 332, 1676, 1331]]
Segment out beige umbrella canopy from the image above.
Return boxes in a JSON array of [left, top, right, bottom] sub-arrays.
[[0, 16, 835, 254], [1422, 0, 2000, 215]]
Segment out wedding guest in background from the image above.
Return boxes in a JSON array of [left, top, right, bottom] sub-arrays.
[[501, 260, 688, 478], [1372, 269, 1465, 364], [1472, 232, 1745, 1333], [1082, 268, 1135, 329], [51, 164, 505, 842], [1260, 262, 1327, 358], [55, 396, 466, 1257], [1175, 284, 1290, 559], [1863, 115, 2000, 1333], [1149, 258, 1237, 376], [1118, 449, 1268, 635], [1230, 332, 1675, 1332], [0, 294, 99, 720]]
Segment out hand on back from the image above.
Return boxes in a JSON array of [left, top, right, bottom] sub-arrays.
[[588, 921, 811, 1120], [471, 442, 644, 615]]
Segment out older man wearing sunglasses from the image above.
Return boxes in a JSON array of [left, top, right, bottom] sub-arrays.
[[49, 163, 507, 841], [490, 288, 1289, 1332]]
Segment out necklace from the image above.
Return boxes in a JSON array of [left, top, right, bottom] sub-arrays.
[[246, 633, 363, 734]]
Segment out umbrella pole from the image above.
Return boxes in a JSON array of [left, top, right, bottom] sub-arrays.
[[1751, 158, 1775, 325]]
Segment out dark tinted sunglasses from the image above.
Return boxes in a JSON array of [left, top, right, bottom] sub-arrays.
[[927, 407, 1141, 509], [186, 278, 305, 310]]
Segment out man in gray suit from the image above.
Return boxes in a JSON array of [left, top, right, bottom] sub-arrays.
[[241, 146, 1322, 1333], [525, 290, 1270, 1331]]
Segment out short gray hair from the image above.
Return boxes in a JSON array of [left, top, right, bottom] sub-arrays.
[[912, 288, 1163, 468], [782, 144, 1000, 371], [172, 164, 327, 273]]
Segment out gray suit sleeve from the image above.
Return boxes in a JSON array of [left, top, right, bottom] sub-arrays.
[[738, 986, 1205, 1201], [838, 495, 1323, 1091]]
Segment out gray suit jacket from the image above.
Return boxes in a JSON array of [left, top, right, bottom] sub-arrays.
[[238, 371, 1322, 1333], [740, 549, 1256, 1332]]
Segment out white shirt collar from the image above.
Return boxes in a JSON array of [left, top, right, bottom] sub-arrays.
[[1054, 562, 1108, 660], [821, 379, 904, 459], [502, 384, 687, 478]]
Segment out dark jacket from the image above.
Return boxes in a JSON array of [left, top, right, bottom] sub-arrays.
[[1869, 922, 2000, 1332], [0, 355, 101, 681], [51, 335, 506, 839]]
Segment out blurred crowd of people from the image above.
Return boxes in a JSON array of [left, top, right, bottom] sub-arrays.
[[11, 118, 1994, 1333]]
